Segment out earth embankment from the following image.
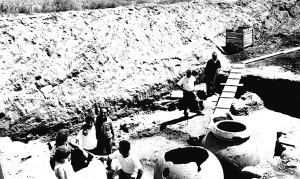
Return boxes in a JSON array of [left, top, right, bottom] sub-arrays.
[[1, 0, 300, 139]]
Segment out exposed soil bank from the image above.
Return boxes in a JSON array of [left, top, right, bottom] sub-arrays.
[[1, 0, 300, 139]]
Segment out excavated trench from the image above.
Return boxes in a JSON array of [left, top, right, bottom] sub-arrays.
[[238, 75, 300, 119], [215, 73, 300, 119]]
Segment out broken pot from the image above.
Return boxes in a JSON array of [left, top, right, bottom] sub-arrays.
[[153, 146, 224, 179]]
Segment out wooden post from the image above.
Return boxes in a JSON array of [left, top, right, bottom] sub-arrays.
[[0, 152, 6, 179]]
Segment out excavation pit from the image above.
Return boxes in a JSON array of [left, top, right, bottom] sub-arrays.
[[216, 74, 300, 119]]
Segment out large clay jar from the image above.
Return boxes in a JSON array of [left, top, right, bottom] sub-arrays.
[[201, 120, 261, 178], [154, 146, 224, 179]]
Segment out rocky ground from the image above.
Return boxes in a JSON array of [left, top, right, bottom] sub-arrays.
[[1, 0, 300, 178]]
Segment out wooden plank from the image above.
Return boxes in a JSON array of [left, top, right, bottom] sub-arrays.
[[243, 31, 252, 34], [216, 98, 234, 109], [223, 86, 238, 92], [227, 41, 242, 44], [220, 92, 236, 98], [243, 33, 252, 37], [227, 35, 243, 38], [214, 108, 230, 116], [244, 39, 252, 43], [228, 73, 242, 79], [232, 63, 245, 69], [227, 37, 241, 39], [226, 32, 243, 35], [170, 90, 183, 99], [0, 152, 5, 179], [230, 68, 244, 73], [244, 42, 253, 45], [227, 42, 243, 45], [244, 39, 253, 43], [237, 26, 252, 32], [244, 38, 253, 42], [221, 83, 243, 86], [220, 79, 242, 86], [227, 36, 242, 38], [244, 36, 253, 39], [227, 38, 242, 41], [153, 99, 177, 105], [227, 39, 241, 41], [243, 46, 300, 64], [227, 37, 243, 39], [211, 101, 218, 106]]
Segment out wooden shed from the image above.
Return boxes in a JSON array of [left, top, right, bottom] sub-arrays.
[[226, 26, 254, 50]]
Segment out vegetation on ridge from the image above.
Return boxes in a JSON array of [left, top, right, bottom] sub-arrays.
[[0, 0, 191, 14]]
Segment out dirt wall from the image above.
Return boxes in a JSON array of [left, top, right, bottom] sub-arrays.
[[1, 0, 300, 139]]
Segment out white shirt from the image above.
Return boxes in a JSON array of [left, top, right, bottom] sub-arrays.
[[76, 125, 97, 150], [109, 151, 142, 177], [177, 76, 196, 91], [54, 160, 75, 179], [101, 118, 113, 138]]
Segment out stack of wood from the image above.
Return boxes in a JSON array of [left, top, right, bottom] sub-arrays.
[[153, 91, 181, 111], [226, 26, 254, 50], [153, 84, 206, 111]]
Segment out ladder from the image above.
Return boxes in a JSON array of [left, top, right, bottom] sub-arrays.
[[213, 63, 245, 116]]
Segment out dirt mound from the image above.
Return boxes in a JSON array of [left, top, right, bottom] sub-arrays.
[[1, 0, 300, 139]]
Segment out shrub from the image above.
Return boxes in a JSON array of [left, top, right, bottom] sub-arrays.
[[54, 0, 80, 12], [42, 0, 56, 13]]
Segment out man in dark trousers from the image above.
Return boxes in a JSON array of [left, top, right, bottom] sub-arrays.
[[96, 107, 115, 170], [177, 69, 203, 117], [204, 52, 221, 97]]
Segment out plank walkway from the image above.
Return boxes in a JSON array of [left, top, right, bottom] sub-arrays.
[[213, 63, 245, 116]]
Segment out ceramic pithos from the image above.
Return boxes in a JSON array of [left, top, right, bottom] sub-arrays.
[[201, 120, 261, 171], [154, 146, 224, 179]]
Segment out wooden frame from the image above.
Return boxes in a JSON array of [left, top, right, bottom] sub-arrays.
[[226, 26, 254, 50]]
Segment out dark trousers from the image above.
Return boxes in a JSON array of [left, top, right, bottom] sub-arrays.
[[113, 169, 135, 179], [206, 80, 215, 97], [182, 91, 200, 114], [206, 74, 219, 96], [98, 137, 113, 167]]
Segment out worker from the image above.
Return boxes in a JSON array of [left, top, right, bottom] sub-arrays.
[[54, 145, 75, 179], [98, 140, 143, 179], [49, 129, 71, 170], [76, 116, 98, 154], [204, 52, 221, 97], [95, 107, 115, 170], [177, 69, 203, 117]]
